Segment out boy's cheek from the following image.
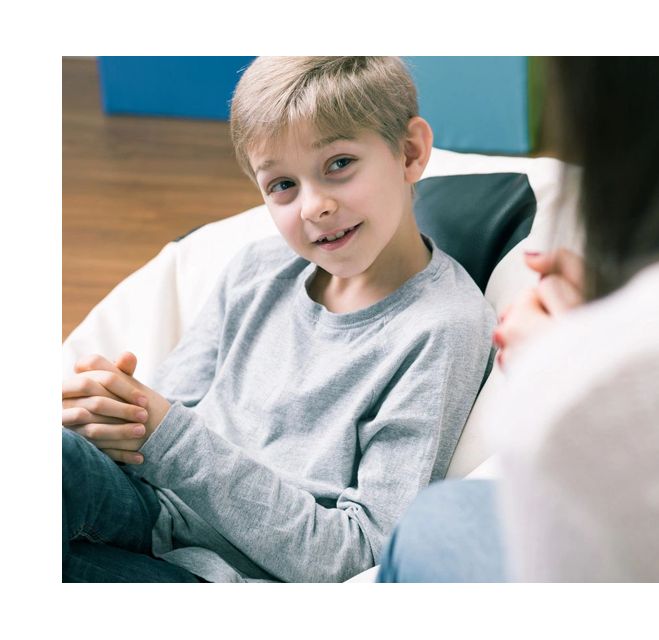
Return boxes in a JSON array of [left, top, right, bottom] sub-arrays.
[[271, 210, 307, 247]]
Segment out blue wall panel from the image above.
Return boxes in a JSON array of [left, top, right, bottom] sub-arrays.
[[98, 56, 531, 153], [404, 56, 529, 154]]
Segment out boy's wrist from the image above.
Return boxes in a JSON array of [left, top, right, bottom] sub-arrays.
[[142, 391, 172, 439]]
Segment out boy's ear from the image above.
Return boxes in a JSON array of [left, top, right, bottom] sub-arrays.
[[402, 117, 433, 184]]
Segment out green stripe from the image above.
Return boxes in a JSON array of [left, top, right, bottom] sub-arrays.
[[527, 56, 548, 151]]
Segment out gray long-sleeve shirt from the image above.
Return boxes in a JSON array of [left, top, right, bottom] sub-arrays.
[[132, 234, 496, 582]]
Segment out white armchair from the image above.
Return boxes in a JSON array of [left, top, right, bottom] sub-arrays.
[[63, 147, 581, 582]]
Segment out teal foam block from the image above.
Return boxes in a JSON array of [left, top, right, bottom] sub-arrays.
[[404, 57, 531, 154], [97, 56, 256, 120]]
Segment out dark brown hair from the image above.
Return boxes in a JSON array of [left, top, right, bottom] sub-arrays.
[[551, 57, 659, 300]]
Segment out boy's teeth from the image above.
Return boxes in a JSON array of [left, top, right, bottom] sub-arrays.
[[322, 226, 355, 242]]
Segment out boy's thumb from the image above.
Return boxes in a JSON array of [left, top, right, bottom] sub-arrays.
[[115, 351, 138, 376]]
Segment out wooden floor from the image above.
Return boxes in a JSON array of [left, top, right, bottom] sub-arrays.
[[62, 58, 262, 341], [63, 57, 560, 342]]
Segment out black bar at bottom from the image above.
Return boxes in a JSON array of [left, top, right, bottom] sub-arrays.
[[62, 583, 396, 636]]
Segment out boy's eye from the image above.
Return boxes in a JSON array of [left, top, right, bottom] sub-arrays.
[[328, 157, 353, 172], [266, 158, 353, 194], [270, 180, 295, 194]]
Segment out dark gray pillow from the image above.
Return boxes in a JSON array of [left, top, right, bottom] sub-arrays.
[[414, 173, 537, 292]]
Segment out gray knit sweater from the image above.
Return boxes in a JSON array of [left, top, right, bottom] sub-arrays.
[[132, 235, 496, 582]]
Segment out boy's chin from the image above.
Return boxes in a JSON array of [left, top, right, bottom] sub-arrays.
[[317, 261, 369, 280]]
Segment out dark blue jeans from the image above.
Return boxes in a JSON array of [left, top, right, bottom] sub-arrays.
[[377, 479, 510, 582], [62, 428, 203, 582]]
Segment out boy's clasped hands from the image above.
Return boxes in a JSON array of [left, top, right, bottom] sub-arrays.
[[62, 351, 171, 465]]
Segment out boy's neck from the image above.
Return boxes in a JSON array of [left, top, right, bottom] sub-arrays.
[[308, 213, 431, 314]]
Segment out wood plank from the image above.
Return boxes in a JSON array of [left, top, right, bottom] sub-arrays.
[[62, 58, 262, 341]]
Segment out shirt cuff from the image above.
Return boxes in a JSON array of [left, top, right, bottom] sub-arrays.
[[131, 401, 199, 480]]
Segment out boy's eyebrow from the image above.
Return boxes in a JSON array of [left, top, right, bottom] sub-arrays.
[[255, 159, 275, 176], [254, 135, 357, 177], [311, 134, 357, 149]]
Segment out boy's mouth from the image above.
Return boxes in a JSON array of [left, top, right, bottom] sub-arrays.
[[314, 223, 361, 250]]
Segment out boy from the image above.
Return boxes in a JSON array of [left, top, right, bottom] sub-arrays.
[[62, 57, 496, 582]]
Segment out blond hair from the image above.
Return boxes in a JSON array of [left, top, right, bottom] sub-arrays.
[[230, 57, 419, 183]]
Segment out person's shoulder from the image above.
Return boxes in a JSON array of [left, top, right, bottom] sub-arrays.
[[223, 234, 308, 291]]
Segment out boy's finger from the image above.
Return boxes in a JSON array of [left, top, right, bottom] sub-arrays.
[[62, 407, 129, 427], [74, 370, 148, 407], [115, 351, 138, 377], [101, 448, 144, 466], [62, 376, 123, 403], [73, 423, 146, 443], [74, 354, 122, 376], [93, 438, 143, 451], [62, 396, 148, 423]]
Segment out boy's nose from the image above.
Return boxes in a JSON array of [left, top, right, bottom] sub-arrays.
[[300, 189, 338, 222]]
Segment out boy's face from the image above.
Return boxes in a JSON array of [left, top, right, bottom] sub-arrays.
[[249, 124, 413, 279]]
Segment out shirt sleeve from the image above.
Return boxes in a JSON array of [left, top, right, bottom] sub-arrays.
[[131, 315, 495, 583], [151, 265, 230, 408]]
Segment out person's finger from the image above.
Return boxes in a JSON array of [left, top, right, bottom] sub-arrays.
[[115, 351, 138, 377], [72, 422, 146, 442], [537, 274, 584, 316], [524, 249, 585, 291], [498, 302, 514, 324], [495, 289, 548, 347], [71, 370, 147, 407], [62, 396, 148, 423], [62, 407, 130, 427], [100, 448, 144, 465]]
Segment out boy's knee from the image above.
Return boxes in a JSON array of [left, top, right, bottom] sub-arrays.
[[62, 428, 100, 481], [62, 428, 86, 460]]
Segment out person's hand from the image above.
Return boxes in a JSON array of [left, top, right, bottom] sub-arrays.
[[493, 249, 585, 370], [493, 289, 553, 369], [62, 352, 171, 464], [524, 248, 585, 314]]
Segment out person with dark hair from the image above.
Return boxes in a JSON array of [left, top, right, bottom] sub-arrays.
[[377, 57, 659, 582]]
